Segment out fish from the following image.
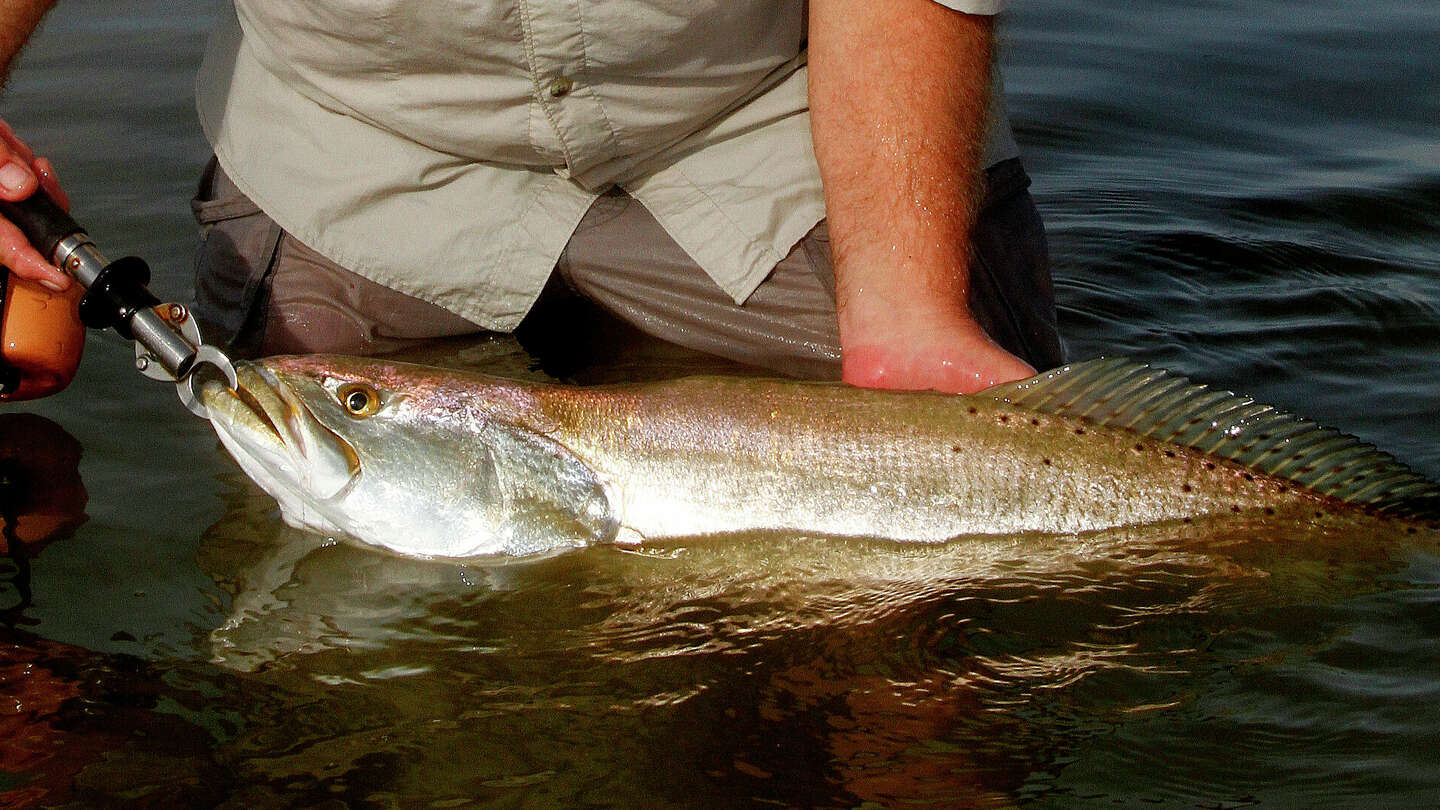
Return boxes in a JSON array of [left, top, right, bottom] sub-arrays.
[[200, 355, 1440, 558]]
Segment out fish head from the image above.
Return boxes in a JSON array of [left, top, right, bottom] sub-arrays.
[[202, 355, 616, 558]]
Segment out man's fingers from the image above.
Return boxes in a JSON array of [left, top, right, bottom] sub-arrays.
[[0, 128, 40, 203], [0, 217, 69, 291], [0, 158, 39, 201], [0, 131, 39, 201], [0, 120, 70, 288], [0, 122, 55, 203]]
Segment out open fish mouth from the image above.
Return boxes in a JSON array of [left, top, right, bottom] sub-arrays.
[[202, 362, 360, 499], [201, 364, 296, 453]]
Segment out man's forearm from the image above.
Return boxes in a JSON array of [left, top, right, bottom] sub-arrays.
[[0, 0, 57, 86], [808, 0, 1031, 392], [809, 0, 991, 311]]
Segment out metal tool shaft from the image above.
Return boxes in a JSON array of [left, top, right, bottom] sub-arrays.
[[53, 235, 197, 379], [0, 190, 236, 416]]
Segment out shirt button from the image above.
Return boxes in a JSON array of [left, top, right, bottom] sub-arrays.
[[548, 76, 574, 98]]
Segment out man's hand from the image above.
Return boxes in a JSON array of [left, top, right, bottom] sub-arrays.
[[0, 119, 70, 291], [808, 0, 1030, 394], [841, 295, 1035, 393]]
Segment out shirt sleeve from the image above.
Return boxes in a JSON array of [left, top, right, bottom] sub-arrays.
[[929, 0, 1006, 13]]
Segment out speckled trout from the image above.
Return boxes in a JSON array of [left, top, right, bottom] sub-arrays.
[[200, 355, 1439, 558]]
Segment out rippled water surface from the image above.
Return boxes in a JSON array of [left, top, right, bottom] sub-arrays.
[[1, 1, 1437, 806]]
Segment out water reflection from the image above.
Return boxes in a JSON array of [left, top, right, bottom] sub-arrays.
[[0, 416, 240, 807], [0, 626, 240, 807], [0, 412, 91, 803], [191, 470, 1435, 806], [0, 414, 87, 627]]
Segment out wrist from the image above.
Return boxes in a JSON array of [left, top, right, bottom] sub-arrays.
[[834, 258, 973, 340]]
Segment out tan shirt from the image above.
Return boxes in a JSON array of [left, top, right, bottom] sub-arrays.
[[196, 0, 1018, 331]]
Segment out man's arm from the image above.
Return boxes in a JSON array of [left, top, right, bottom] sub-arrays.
[[0, 0, 72, 291], [808, 0, 1033, 394]]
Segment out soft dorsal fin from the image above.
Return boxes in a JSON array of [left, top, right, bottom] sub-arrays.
[[988, 358, 1440, 520]]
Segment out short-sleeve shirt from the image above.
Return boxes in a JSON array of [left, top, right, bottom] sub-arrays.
[[196, 0, 1017, 331]]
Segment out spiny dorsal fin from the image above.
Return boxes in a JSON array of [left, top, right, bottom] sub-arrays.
[[989, 358, 1440, 520]]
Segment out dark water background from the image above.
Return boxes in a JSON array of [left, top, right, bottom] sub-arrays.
[[1, 0, 1437, 806]]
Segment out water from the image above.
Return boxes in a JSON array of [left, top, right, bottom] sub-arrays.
[[1, 0, 1437, 806]]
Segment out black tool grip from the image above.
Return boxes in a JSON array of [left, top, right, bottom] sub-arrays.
[[0, 191, 85, 262]]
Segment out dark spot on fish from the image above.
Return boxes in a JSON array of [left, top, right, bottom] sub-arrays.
[[1031, 418, 1040, 426], [968, 406, 978, 415], [1074, 427, 1085, 435], [1243, 473, 1254, 482], [1043, 458, 1052, 466], [1164, 450, 1176, 458], [1277, 486, 1287, 494], [1181, 484, 1192, 493], [1314, 511, 1324, 519], [1231, 505, 1241, 513], [951, 445, 962, 453], [1134, 443, 1145, 452], [1264, 507, 1275, 516], [1204, 461, 1216, 471], [999, 415, 1010, 423], [1182, 517, 1193, 524]]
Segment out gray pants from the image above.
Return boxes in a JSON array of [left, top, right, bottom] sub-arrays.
[[192, 158, 1062, 378]]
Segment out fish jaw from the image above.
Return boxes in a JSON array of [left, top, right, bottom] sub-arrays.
[[203, 363, 360, 539]]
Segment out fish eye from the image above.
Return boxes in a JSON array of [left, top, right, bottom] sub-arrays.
[[337, 383, 381, 417]]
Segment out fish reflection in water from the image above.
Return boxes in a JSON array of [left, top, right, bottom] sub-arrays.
[[197, 475, 1434, 806]]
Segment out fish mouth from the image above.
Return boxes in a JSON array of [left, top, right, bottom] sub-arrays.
[[201, 363, 297, 452], [202, 361, 360, 499]]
